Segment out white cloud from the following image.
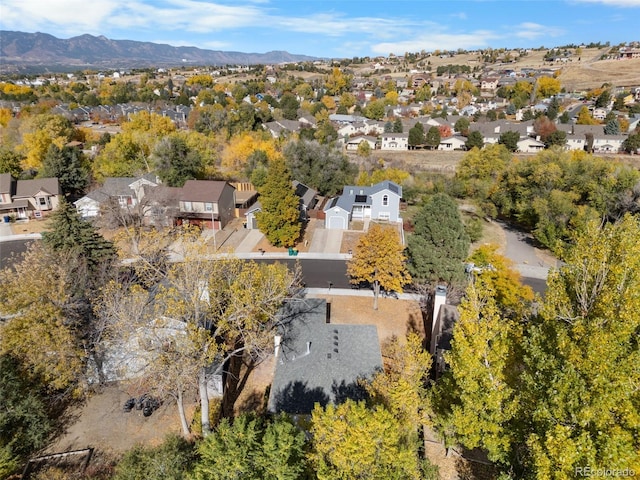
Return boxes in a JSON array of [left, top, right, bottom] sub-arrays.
[[572, 0, 640, 6], [514, 22, 564, 40], [0, 0, 122, 34], [372, 31, 500, 55]]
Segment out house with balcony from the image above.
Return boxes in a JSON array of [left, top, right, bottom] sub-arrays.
[[176, 180, 236, 230], [323, 180, 402, 230]]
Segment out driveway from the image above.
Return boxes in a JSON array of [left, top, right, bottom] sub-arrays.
[[308, 228, 343, 254], [0, 220, 12, 237], [498, 221, 558, 280]]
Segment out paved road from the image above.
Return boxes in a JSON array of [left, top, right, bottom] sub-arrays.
[[0, 239, 34, 269], [498, 220, 556, 282], [0, 238, 547, 294]]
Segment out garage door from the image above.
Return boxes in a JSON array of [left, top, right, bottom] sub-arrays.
[[327, 215, 346, 230]]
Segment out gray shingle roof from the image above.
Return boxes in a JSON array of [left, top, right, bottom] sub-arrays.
[[268, 299, 382, 414], [324, 180, 402, 212]]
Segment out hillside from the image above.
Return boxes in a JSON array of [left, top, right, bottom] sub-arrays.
[[0, 31, 318, 73]]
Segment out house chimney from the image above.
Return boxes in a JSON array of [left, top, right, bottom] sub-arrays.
[[306, 341, 311, 355], [430, 286, 447, 355], [274, 335, 281, 357]]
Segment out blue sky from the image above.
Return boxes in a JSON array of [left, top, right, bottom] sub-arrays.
[[1, 0, 639, 58]]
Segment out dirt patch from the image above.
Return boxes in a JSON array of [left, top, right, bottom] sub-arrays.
[[10, 218, 51, 235], [310, 295, 424, 342], [49, 384, 198, 457], [340, 231, 363, 254]]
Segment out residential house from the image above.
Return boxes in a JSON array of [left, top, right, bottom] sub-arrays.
[[480, 77, 499, 91], [0, 174, 61, 220], [591, 134, 626, 153], [323, 180, 402, 230], [267, 298, 382, 414], [438, 135, 467, 151], [411, 73, 431, 88], [345, 135, 377, 151], [177, 180, 236, 230], [74, 174, 159, 218], [517, 137, 546, 153], [245, 180, 317, 230], [380, 133, 409, 150]]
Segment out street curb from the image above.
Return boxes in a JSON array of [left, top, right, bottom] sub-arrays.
[[0, 233, 42, 243]]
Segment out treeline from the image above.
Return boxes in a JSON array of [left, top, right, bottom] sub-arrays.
[[454, 144, 640, 252]]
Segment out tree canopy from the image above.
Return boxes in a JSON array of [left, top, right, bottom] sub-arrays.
[[433, 214, 640, 478], [255, 158, 301, 248], [407, 193, 470, 284], [347, 223, 411, 309], [283, 139, 357, 196]]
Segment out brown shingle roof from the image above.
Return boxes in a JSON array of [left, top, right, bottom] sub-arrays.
[[14, 178, 61, 198], [180, 180, 233, 203], [0, 173, 15, 195]]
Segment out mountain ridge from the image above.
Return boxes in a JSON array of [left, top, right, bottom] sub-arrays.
[[0, 31, 319, 73]]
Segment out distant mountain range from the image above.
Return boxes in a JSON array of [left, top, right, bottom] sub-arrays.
[[0, 31, 319, 74]]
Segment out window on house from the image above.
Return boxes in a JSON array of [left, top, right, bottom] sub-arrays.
[[382, 195, 389, 206], [37, 197, 47, 206], [205, 202, 213, 212], [183, 201, 193, 212]]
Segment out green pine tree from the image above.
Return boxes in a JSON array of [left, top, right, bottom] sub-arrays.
[[407, 193, 470, 284], [255, 158, 301, 248], [42, 198, 116, 272]]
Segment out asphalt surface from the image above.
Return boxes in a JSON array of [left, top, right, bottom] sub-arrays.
[[0, 238, 548, 294], [0, 239, 33, 269]]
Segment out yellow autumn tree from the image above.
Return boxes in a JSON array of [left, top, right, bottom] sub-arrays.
[[347, 224, 411, 310], [535, 76, 561, 99], [0, 244, 86, 393], [576, 106, 599, 125], [220, 131, 280, 175], [122, 110, 176, 136], [18, 113, 76, 170]]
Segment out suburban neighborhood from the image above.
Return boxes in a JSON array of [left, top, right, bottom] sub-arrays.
[[1, 23, 639, 480]]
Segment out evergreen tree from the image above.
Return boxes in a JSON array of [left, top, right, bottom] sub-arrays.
[[465, 130, 484, 150], [193, 415, 306, 480], [39, 144, 90, 197], [393, 117, 403, 133], [498, 130, 520, 152], [151, 134, 204, 187], [407, 193, 470, 284], [42, 198, 116, 272], [114, 434, 197, 480], [408, 122, 425, 148], [255, 158, 301, 247], [604, 118, 620, 135], [425, 125, 441, 149]]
